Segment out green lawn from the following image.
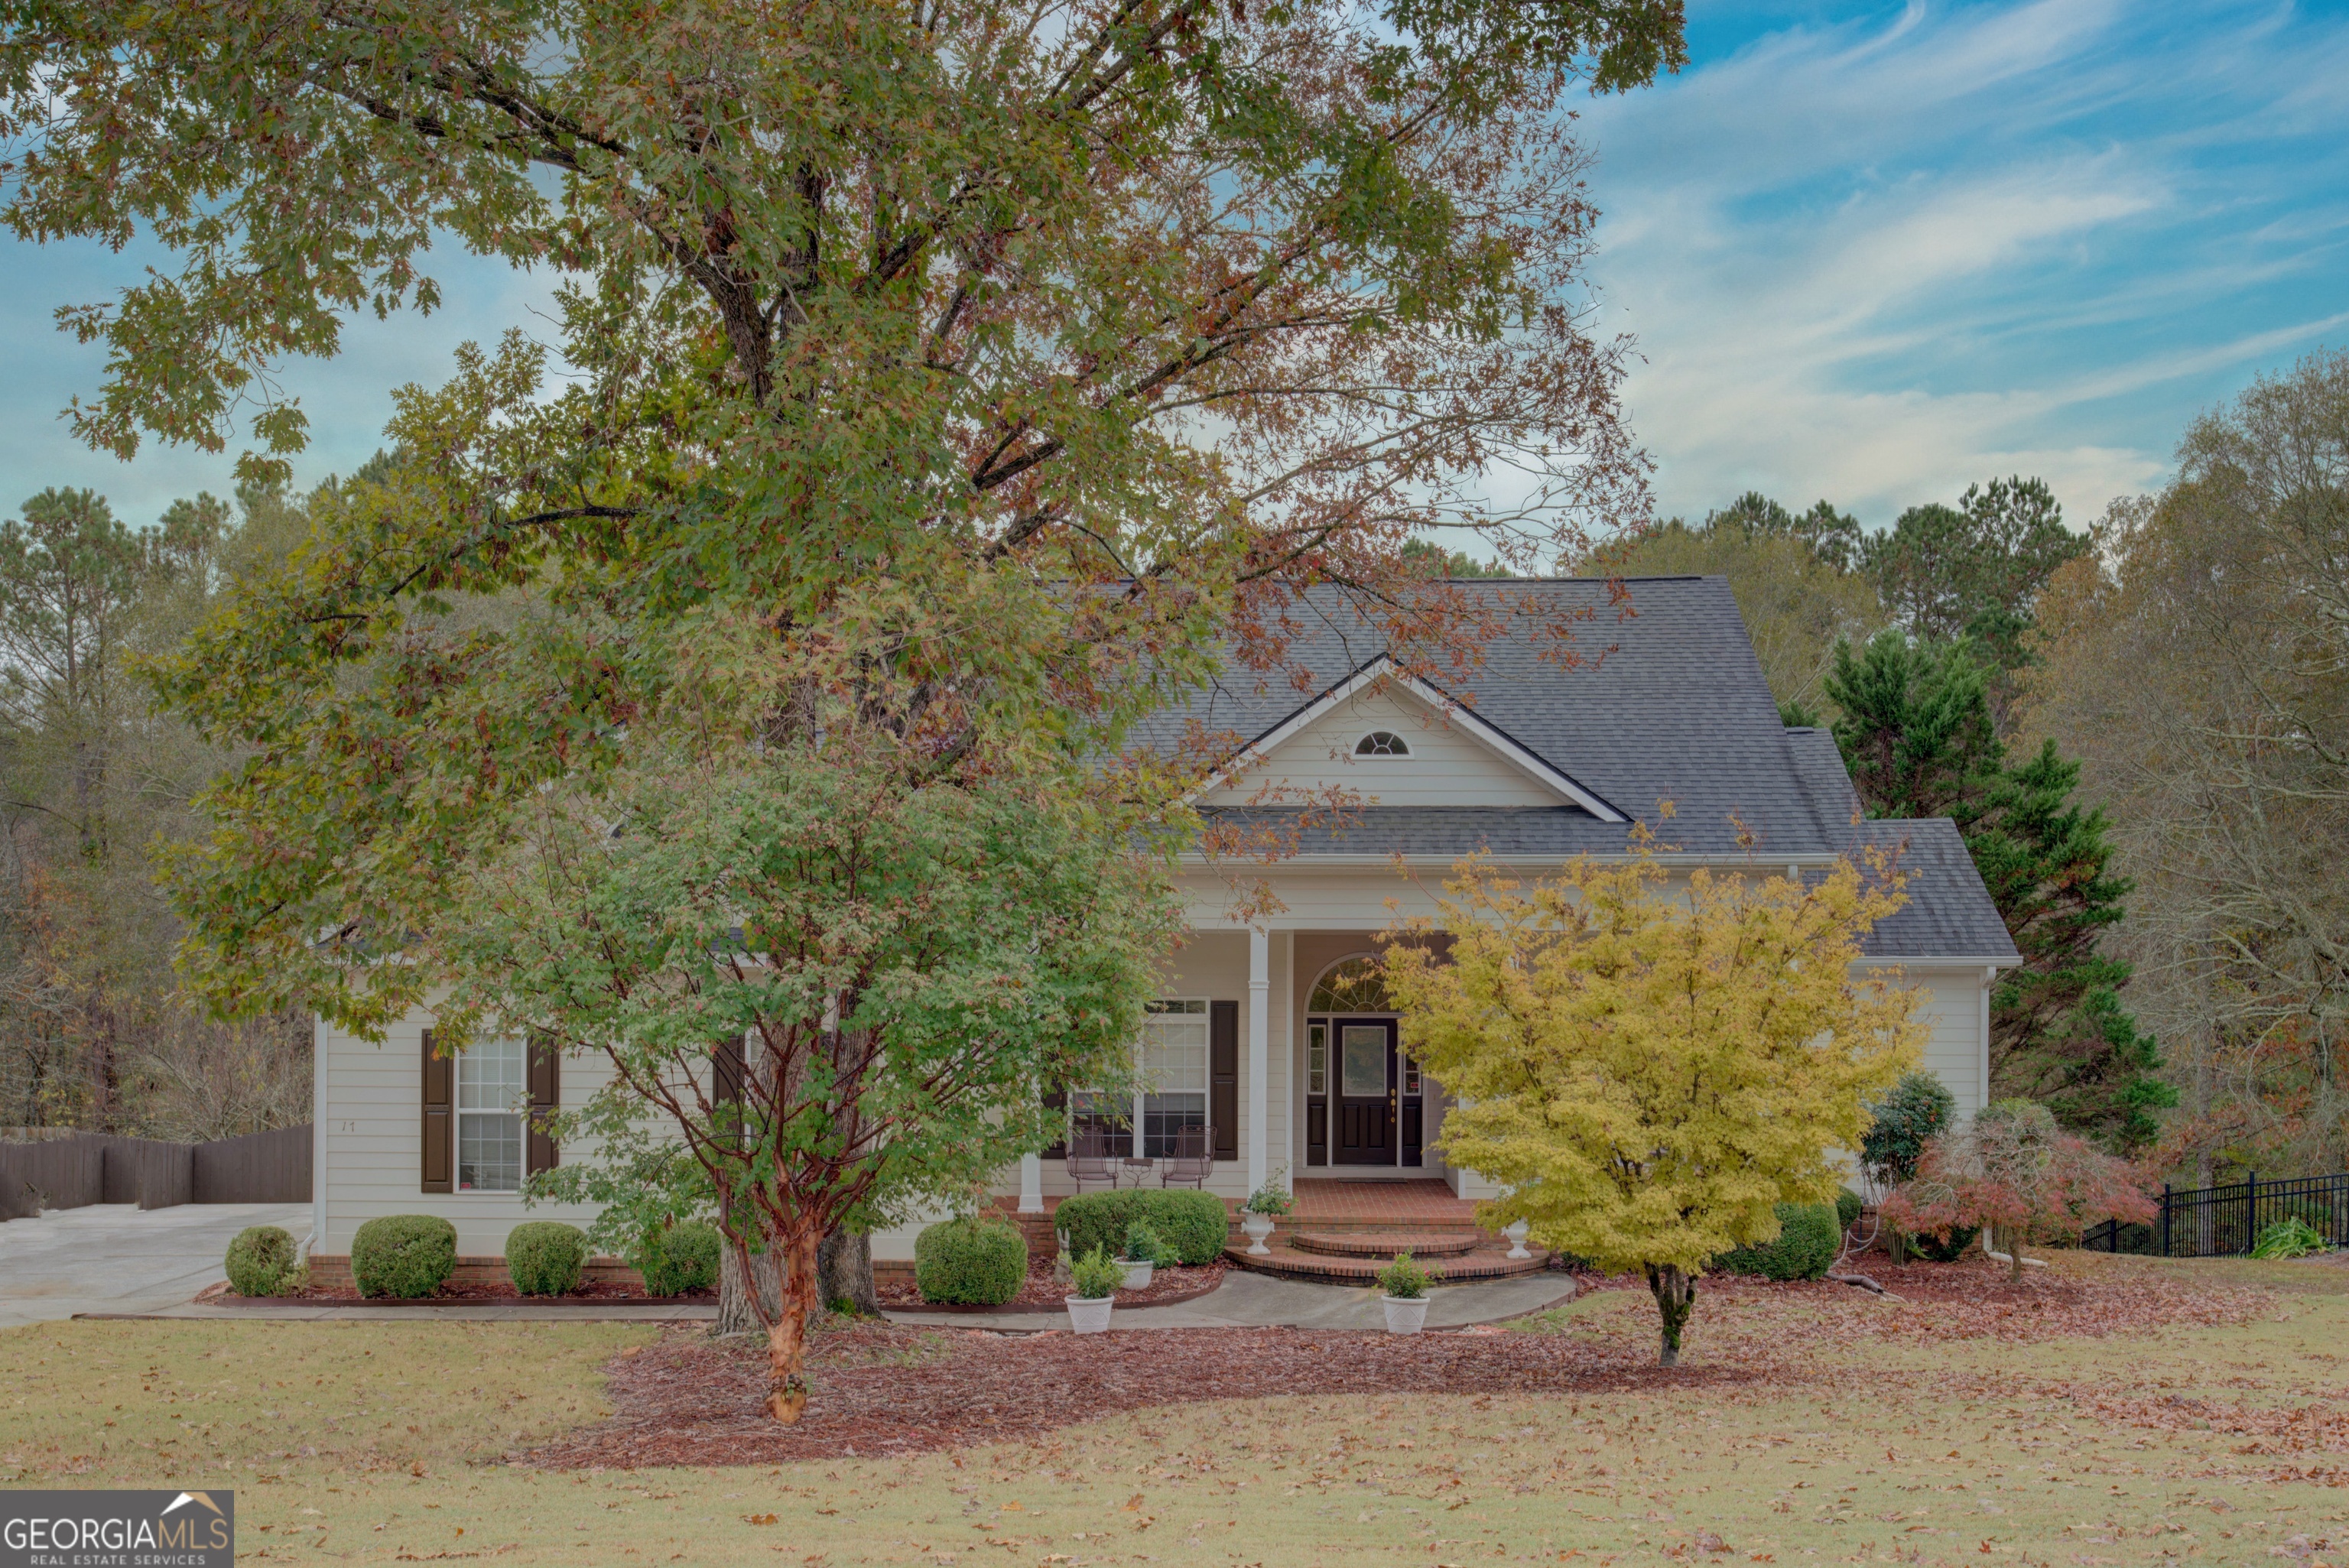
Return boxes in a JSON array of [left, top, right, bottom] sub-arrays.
[[3, 1254, 2344, 1566]]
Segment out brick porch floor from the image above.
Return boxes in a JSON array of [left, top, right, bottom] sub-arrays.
[[1289, 1177, 1482, 1228]]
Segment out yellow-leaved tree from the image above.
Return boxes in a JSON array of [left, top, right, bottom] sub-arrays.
[[1386, 840, 1925, 1365]]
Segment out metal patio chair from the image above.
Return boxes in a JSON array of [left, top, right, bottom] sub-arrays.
[[1065, 1125, 1117, 1193], [1158, 1122, 1214, 1190]]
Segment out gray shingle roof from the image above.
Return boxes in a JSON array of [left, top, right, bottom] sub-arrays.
[[1165, 577, 2015, 963]]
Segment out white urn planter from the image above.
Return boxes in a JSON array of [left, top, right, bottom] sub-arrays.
[[1503, 1220, 1532, 1260], [1119, 1258, 1155, 1290], [1381, 1295, 1431, 1335], [1066, 1294, 1115, 1334], [1241, 1213, 1277, 1255]]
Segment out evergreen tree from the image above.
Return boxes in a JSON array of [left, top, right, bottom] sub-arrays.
[[1825, 631, 2175, 1149]]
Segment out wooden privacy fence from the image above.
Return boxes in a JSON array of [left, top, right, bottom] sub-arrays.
[[0, 1125, 312, 1220], [2081, 1170, 2349, 1258]]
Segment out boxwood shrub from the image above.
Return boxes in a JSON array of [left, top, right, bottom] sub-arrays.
[[224, 1225, 299, 1297], [636, 1220, 721, 1297], [506, 1221, 588, 1297], [1055, 1190, 1228, 1266], [1835, 1188, 1864, 1232], [1712, 1201, 1840, 1281], [915, 1216, 1028, 1305], [351, 1215, 458, 1299]]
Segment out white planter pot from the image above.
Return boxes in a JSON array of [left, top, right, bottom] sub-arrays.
[[1503, 1219, 1532, 1260], [1382, 1295, 1431, 1335], [1119, 1258, 1155, 1290], [1241, 1213, 1277, 1255], [1066, 1295, 1115, 1334]]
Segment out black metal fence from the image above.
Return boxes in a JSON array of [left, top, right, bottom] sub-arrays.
[[2081, 1170, 2349, 1258]]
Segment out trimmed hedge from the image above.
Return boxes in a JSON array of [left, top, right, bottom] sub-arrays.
[[1713, 1201, 1840, 1281], [638, 1221, 721, 1297], [1835, 1188, 1864, 1232], [507, 1221, 587, 1297], [1054, 1190, 1227, 1266], [352, 1215, 458, 1299], [915, 1216, 1029, 1305], [225, 1225, 299, 1297]]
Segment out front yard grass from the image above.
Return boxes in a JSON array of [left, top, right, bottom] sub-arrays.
[[2, 1253, 2344, 1566]]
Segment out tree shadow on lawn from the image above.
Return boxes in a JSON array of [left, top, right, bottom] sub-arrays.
[[524, 1252, 2280, 1470]]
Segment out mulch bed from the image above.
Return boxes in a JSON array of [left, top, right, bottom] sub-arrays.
[[521, 1251, 2279, 1470], [202, 1278, 714, 1307], [871, 1258, 1225, 1313]]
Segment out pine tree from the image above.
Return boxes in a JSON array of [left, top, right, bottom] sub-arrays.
[[1825, 631, 2175, 1149]]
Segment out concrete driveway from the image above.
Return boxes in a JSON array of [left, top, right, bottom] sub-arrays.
[[0, 1202, 313, 1326]]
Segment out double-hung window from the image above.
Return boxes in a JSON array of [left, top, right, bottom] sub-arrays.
[[456, 1037, 525, 1193], [1071, 999, 1210, 1157]]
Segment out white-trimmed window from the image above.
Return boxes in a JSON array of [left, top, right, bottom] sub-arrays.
[[1353, 730, 1412, 757], [456, 1037, 525, 1193], [1072, 999, 1210, 1157]]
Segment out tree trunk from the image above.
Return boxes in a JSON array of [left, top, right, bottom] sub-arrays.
[[767, 1223, 824, 1424], [1644, 1263, 1698, 1367], [817, 1228, 879, 1316], [714, 1235, 781, 1338]]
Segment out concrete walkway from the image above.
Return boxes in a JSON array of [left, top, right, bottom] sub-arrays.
[[135, 1299, 718, 1323], [882, 1267, 1577, 1332], [0, 1201, 314, 1326]]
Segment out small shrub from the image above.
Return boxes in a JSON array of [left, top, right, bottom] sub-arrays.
[[2251, 1217, 2328, 1260], [636, 1220, 722, 1297], [1835, 1188, 1863, 1232], [224, 1226, 298, 1297], [352, 1215, 458, 1299], [1120, 1220, 1173, 1265], [506, 1221, 587, 1296], [1069, 1246, 1125, 1300], [1712, 1201, 1839, 1281], [1378, 1251, 1432, 1300], [1055, 1190, 1226, 1267], [915, 1216, 1028, 1305], [1910, 1224, 1979, 1263]]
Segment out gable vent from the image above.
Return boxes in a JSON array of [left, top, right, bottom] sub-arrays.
[[1353, 730, 1412, 757]]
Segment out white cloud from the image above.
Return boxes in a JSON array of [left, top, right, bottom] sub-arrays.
[[1574, 0, 2349, 528]]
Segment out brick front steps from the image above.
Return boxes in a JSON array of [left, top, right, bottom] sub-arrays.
[[1225, 1231, 1549, 1285], [1289, 1230, 1478, 1258]]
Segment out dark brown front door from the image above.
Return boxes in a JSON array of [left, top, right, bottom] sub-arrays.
[[1334, 1019, 1395, 1164]]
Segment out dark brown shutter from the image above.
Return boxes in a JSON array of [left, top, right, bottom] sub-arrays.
[[526, 1034, 560, 1176], [1210, 1001, 1239, 1161], [1041, 1086, 1068, 1161], [713, 1034, 746, 1149], [421, 1029, 453, 1193]]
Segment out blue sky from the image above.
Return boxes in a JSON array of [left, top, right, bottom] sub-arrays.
[[2, 1, 2345, 535]]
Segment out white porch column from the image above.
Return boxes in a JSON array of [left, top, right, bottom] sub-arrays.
[[1018, 1152, 1044, 1214], [1247, 926, 1270, 1196]]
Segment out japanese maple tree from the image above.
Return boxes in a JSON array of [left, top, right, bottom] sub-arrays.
[[1880, 1099, 2154, 1281]]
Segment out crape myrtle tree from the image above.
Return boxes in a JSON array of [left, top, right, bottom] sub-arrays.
[[1385, 836, 1922, 1366], [432, 631, 1174, 1420], [6, 1, 1686, 1422]]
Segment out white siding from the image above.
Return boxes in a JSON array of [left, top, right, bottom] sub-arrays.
[[1202, 686, 1566, 808], [315, 1011, 617, 1255]]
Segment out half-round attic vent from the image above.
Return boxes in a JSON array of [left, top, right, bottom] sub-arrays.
[[1353, 730, 1412, 758]]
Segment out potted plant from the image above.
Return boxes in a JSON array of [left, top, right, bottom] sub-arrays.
[[1241, 1170, 1293, 1255], [1378, 1251, 1433, 1335], [1119, 1220, 1168, 1290], [1066, 1247, 1124, 1333]]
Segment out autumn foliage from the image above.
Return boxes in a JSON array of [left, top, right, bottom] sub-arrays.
[[1385, 837, 1923, 1365], [1880, 1099, 2155, 1280]]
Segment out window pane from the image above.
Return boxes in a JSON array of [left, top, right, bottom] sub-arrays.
[[1139, 1008, 1208, 1093], [1069, 1091, 1132, 1156], [1142, 1093, 1206, 1157], [1402, 1053, 1421, 1096], [1308, 1022, 1327, 1096], [459, 1111, 521, 1192], [458, 1037, 525, 1111], [1340, 1025, 1387, 1097]]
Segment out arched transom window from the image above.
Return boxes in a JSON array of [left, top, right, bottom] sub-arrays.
[[1308, 956, 1392, 1014], [1353, 729, 1412, 757]]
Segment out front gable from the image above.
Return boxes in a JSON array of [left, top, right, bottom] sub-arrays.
[[1197, 661, 1623, 817]]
